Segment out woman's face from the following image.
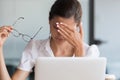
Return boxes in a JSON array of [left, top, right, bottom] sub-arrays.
[[49, 16, 78, 42]]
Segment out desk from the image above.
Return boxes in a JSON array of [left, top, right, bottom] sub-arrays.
[[105, 74, 116, 80]]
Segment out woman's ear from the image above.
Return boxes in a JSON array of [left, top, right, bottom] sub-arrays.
[[76, 22, 82, 32], [78, 22, 82, 27], [79, 22, 84, 39], [49, 20, 51, 25]]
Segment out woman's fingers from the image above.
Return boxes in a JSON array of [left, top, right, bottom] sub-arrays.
[[57, 29, 75, 46], [56, 22, 76, 36], [0, 26, 13, 38], [56, 23, 70, 37], [0, 26, 13, 33], [59, 22, 75, 33], [56, 22, 81, 46]]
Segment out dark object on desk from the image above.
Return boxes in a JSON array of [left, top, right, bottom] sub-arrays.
[[29, 67, 35, 80], [6, 65, 34, 80], [6, 65, 16, 77]]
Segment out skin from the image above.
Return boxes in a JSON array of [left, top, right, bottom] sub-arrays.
[[0, 26, 30, 80], [49, 16, 85, 57], [0, 16, 85, 80]]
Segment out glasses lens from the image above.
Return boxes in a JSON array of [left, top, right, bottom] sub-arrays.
[[11, 29, 20, 37], [22, 35, 31, 42]]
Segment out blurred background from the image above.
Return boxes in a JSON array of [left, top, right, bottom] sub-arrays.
[[0, 0, 120, 80]]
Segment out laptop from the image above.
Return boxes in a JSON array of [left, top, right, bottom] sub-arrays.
[[35, 57, 107, 80]]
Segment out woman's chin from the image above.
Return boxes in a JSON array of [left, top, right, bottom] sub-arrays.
[[55, 37, 66, 42]]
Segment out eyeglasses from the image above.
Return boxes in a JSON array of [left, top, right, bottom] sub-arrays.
[[11, 27, 42, 42], [12, 17, 24, 26], [11, 17, 43, 42]]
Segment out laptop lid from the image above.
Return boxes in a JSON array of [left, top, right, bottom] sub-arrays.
[[35, 57, 106, 80]]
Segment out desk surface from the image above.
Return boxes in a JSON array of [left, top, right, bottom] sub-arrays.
[[105, 74, 116, 80]]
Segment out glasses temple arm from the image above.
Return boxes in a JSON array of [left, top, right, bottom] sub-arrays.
[[12, 20, 18, 26], [12, 17, 24, 26], [31, 27, 43, 39]]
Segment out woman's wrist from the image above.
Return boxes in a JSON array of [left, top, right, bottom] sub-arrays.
[[74, 43, 85, 57], [0, 44, 3, 49]]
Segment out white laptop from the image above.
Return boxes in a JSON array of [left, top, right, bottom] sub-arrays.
[[35, 57, 107, 80]]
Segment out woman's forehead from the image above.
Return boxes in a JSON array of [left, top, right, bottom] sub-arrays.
[[50, 16, 76, 25]]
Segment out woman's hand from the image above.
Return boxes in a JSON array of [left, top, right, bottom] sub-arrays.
[[57, 22, 85, 57], [0, 26, 13, 47]]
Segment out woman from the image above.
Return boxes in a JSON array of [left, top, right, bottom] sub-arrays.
[[0, 0, 99, 80]]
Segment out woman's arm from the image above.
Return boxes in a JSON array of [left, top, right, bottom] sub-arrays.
[[12, 69, 30, 80], [0, 47, 30, 80], [0, 26, 30, 80], [0, 46, 11, 80]]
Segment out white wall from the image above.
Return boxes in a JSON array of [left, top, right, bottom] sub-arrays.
[[95, 0, 120, 78]]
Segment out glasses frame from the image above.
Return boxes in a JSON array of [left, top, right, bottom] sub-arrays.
[[12, 17, 24, 26], [11, 17, 43, 42]]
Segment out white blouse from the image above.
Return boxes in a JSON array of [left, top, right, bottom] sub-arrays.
[[17, 38, 100, 72]]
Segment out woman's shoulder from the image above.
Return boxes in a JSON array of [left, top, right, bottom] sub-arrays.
[[84, 43, 100, 57], [84, 43, 98, 50], [31, 38, 49, 45], [24, 38, 49, 50]]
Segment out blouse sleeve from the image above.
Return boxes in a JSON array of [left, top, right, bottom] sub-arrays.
[[86, 44, 100, 57], [17, 40, 35, 72]]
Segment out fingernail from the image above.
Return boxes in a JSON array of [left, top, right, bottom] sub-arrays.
[[81, 22, 83, 25], [56, 22, 59, 27], [56, 22, 59, 25], [60, 22, 63, 24], [56, 24, 59, 28], [57, 30, 60, 32]]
